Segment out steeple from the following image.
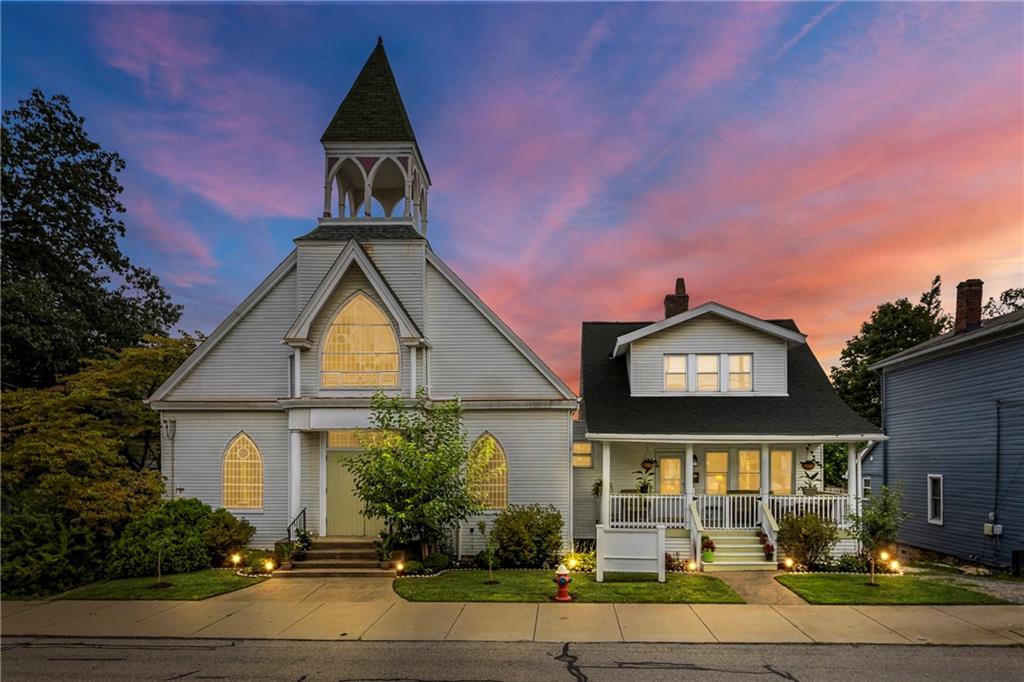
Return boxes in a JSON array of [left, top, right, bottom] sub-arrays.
[[320, 38, 430, 234]]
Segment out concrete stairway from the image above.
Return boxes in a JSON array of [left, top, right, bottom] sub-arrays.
[[275, 536, 396, 579], [702, 530, 777, 572]]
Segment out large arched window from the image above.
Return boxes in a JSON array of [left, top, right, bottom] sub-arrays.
[[321, 293, 399, 388], [469, 433, 508, 510], [222, 432, 263, 509]]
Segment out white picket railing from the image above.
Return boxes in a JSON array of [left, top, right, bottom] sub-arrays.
[[608, 494, 688, 528], [769, 495, 850, 528], [697, 494, 761, 529]]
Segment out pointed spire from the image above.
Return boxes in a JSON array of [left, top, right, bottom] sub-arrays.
[[321, 38, 417, 143]]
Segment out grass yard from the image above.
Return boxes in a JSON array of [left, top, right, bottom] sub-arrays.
[[776, 573, 1005, 605], [56, 569, 265, 601], [394, 570, 744, 603]]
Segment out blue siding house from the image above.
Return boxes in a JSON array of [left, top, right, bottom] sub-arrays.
[[865, 279, 1024, 569]]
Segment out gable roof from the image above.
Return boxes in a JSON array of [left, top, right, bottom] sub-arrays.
[[425, 250, 577, 401], [582, 320, 883, 439], [151, 251, 297, 402], [321, 38, 417, 144], [611, 302, 806, 358], [285, 240, 423, 347], [869, 308, 1024, 371]]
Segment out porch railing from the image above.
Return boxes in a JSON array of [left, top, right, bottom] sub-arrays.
[[697, 494, 760, 529], [769, 495, 849, 528], [608, 493, 688, 528]]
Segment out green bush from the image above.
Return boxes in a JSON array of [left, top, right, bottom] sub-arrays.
[[777, 512, 839, 568], [423, 553, 450, 572], [204, 509, 255, 566], [107, 498, 213, 578], [240, 548, 275, 575], [401, 559, 425, 575], [491, 504, 564, 568], [0, 509, 103, 597], [561, 549, 596, 572]]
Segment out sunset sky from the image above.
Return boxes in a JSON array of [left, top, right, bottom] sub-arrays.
[[3, 2, 1021, 390]]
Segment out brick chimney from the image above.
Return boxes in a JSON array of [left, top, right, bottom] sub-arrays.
[[954, 279, 983, 334], [664, 278, 689, 318]]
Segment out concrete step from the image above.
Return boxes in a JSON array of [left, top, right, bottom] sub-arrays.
[[704, 530, 760, 538], [274, 567, 396, 579], [302, 549, 379, 560], [310, 541, 377, 551], [714, 550, 770, 558], [712, 541, 763, 548], [703, 560, 777, 573], [290, 559, 388, 569]]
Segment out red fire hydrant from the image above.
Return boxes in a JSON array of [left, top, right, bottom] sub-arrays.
[[553, 563, 573, 602]]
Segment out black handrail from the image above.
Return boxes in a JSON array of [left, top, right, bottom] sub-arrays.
[[286, 507, 307, 542]]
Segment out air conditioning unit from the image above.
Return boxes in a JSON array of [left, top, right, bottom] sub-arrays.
[[993, 524, 1003, 536]]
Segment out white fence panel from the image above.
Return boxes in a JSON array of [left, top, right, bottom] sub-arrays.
[[596, 525, 666, 582]]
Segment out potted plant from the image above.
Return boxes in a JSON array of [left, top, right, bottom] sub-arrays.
[[634, 459, 657, 494], [800, 458, 817, 472], [762, 542, 775, 561], [701, 535, 716, 563], [800, 469, 820, 495]]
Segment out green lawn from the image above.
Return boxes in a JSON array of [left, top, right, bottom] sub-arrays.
[[394, 570, 744, 603], [56, 569, 265, 601], [776, 574, 1005, 605]]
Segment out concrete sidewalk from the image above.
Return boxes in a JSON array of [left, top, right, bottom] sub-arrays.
[[3, 584, 1022, 645]]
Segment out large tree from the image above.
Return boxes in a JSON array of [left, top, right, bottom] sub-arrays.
[[1, 89, 182, 389], [830, 276, 951, 425], [983, 287, 1024, 319]]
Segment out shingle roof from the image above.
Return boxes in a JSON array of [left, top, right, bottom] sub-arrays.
[[869, 308, 1024, 370], [321, 38, 417, 144], [296, 224, 424, 242], [580, 320, 882, 437]]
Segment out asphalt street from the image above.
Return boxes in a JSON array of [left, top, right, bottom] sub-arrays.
[[1, 638, 1022, 681]]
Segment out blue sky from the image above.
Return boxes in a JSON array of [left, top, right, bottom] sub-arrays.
[[4, 2, 1021, 386]]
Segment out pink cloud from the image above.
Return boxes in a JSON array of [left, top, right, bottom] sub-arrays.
[[122, 188, 218, 288]]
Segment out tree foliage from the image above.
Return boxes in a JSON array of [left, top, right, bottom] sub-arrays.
[[830, 276, 951, 424], [848, 484, 908, 583], [1, 89, 182, 388], [982, 287, 1024, 319], [344, 389, 490, 556], [777, 513, 839, 568]]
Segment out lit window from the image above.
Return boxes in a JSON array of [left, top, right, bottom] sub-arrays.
[[572, 442, 592, 468], [770, 449, 793, 494], [470, 433, 508, 509], [659, 456, 682, 495], [327, 429, 395, 449], [928, 474, 943, 525], [705, 451, 728, 495], [664, 355, 687, 391], [321, 293, 399, 389], [738, 449, 760, 492], [729, 354, 753, 391], [696, 355, 719, 392], [223, 433, 263, 509]]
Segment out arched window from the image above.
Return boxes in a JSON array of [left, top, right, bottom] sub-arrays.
[[469, 433, 508, 510], [222, 432, 263, 509], [321, 293, 399, 388]]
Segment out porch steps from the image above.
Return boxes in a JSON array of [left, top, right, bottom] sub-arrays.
[[275, 536, 396, 579], [703, 530, 777, 572]]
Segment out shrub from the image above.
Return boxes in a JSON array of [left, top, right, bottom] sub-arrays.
[[0, 509, 104, 597], [240, 548, 275, 575], [492, 504, 564, 568], [107, 498, 213, 578], [665, 552, 684, 572], [423, 552, 451, 572], [204, 509, 255, 566], [401, 559, 425, 575], [777, 513, 839, 568]]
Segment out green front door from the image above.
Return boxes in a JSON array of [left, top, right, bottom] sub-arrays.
[[326, 451, 385, 537]]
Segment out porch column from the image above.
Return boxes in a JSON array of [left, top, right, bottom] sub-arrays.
[[684, 444, 694, 500], [410, 347, 417, 397], [601, 441, 611, 525], [760, 443, 770, 501], [289, 430, 302, 521], [847, 443, 857, 514]]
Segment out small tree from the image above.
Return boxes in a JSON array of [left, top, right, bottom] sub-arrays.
[[477, 520, 498, 583], [345, 389, 488, 558], [777, 513, 839, 568], [848, 484, 908, 584]]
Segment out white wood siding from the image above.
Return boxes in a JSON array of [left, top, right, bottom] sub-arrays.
[[166, 270, 296, 400], [425, 263, 564, 399], [456, 410, 571, 556], [629, 315, 788, 396], [160, 411, 289, 547]]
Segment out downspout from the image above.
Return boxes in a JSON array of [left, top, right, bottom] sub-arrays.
[[993, 399, 1003, 520], [881, 367, 889, 487]]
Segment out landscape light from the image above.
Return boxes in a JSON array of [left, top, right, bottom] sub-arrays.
[[231, 553, 242, 566], [263, 559, 275, 572], [567, 557, 578, 570], [784, 557, 795, 569], [686, 561, 697, 571], [889, 560, 900, 572], [396, 562, 404, 572], [880, 550, 890, 562]]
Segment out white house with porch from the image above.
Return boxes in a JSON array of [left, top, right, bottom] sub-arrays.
[[574, 279, 885, 575]]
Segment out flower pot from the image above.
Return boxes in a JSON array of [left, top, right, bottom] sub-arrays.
[[801, 462, 816, 471], [800, 486, 819, 496], [702, 550, 714, 563]]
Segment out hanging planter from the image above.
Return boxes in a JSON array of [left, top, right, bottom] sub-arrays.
[[800, 459, 816, 471], [641, 458, 657, 471]]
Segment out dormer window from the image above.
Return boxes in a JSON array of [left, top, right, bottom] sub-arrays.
[[696, 354, 719, 392], [729, 354, 753, 391], [663, 355, 688, 391]]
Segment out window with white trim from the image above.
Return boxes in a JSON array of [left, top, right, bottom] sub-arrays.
[[862, 476, 872, 496], [321, 292, 399, 389], [572, 441, 592, 468], [928, 474, 943, 525], [663, 355, 687, 391], [729, 354, 753, 391], [222, 433, 263, 509], [696, 354, 720, 392]]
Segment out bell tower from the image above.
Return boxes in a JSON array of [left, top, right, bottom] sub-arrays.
[[320, 37, 430, 234]]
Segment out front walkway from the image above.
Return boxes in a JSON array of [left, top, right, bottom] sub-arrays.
[[712, 571, 806, 605], [2, 581, 1021, 645]]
